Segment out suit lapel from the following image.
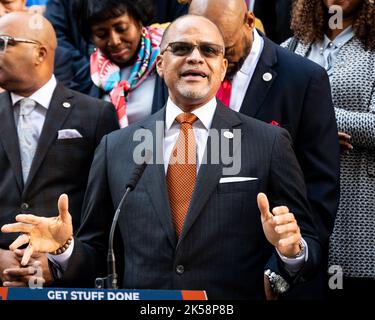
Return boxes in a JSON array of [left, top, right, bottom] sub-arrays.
[[178, 102, 243, 244], [0, 93, 23, 192], [140, 108, 177, 248], [23, 84, 74, 193], [240, 36, 278, 117]]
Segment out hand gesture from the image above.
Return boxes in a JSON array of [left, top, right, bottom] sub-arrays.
[[1, 194, 73, 266], [257, 193, 302, 257]]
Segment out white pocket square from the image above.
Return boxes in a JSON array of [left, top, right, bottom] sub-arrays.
[[57, 129, 83, 139], [219, 177, 258, 184]]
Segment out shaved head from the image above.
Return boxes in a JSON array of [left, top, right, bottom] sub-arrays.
[[189, 0, 248, 42], [0, 12, 57, 50], [189, 0, 254, 79], [161, 14, 225, 51], [0, 12, 57, 94], [189, 0, 247, 19]]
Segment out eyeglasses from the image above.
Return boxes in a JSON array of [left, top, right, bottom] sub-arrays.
[[161, 42, 225, 58], [0, 35, 40, 53]]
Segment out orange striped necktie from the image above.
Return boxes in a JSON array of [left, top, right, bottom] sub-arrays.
[[166, 112, 199, 238]]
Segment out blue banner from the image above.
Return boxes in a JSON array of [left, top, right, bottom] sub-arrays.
[[0, 287, 207, 301]]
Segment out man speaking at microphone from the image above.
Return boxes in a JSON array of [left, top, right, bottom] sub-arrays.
[[2, 15, 321, 300]]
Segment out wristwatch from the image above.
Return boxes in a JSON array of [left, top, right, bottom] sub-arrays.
[[264, 269, 290, 295]]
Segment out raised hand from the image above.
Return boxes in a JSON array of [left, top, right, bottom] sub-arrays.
[[1, 194, 73, 266], [257, 193, 302, 257]]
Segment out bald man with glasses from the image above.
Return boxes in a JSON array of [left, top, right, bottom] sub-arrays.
[[0, 12, 119, 288], [0, 0, 83, 91]]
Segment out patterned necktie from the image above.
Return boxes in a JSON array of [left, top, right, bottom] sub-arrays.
[[166, 112, 199, 238], [216, 79, 232, 107], [17, 98, 38, 183]]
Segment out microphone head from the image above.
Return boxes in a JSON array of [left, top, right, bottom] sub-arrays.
[[126, 150, 152, 190]]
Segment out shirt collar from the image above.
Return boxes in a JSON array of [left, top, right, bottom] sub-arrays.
[[11, 75, 57, 109], [165, 97, 217, 131], [323, 25, 354, 50], [239, 28, 264, 75]]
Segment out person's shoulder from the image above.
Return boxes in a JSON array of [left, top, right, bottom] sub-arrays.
[[60, 85, 112, 108], [266, 37, 326, 75]]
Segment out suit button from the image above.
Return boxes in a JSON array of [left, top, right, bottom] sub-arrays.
[[20, 203, 29, 210], [176, 265, 185, 275]]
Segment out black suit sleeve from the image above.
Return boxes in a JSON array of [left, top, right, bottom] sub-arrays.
[[62, 136, 114, 287], [295, 69, 340, 244], [266, 128, 322, 284]]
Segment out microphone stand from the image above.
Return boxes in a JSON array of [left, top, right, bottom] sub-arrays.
[[95, 187, 131, 289], [95, 151, 151, 289]]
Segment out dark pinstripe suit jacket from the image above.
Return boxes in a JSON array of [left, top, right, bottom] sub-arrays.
[[63, 102, 321, 299], [0, 83, 119, 248]]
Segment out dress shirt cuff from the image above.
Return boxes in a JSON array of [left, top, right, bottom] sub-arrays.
[[276, 238, 308, 275], [47, 238, 74, 277]]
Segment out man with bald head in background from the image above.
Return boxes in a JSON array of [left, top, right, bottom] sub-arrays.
[[0, 0, 77, 90], [0, 12, 119, 287], [189, 0, 340, 299]]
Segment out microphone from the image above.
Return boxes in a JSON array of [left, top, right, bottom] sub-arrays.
[[95, 150, 152, 289]]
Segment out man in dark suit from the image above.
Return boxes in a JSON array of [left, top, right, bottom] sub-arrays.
[[189, 0, 340, 298], [2, 14, 321, 299], [0, 12, 119, 286]]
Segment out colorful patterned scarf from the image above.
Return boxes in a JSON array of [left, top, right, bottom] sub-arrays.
[[90, 26, 163, 127]]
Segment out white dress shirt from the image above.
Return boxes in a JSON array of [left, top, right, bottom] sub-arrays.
[[163, 97, 216, 174], [249, 0, 255, 11], [230, 29, 264, 112], [11, 75, 57, 131]]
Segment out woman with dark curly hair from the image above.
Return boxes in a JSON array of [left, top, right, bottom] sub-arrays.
[[75, 0, 164, 127], [283, 0, 375, 297]]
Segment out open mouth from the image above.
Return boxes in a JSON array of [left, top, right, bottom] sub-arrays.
[[180, 69, 208, 80]]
